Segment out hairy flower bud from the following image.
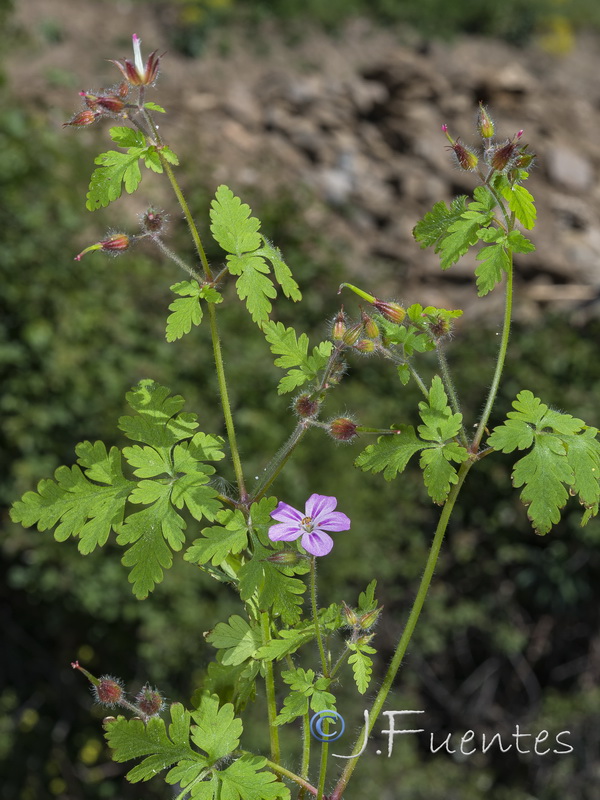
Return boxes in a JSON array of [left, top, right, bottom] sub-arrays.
[[74, 233, 131, 261], [294, 393, 320, 419], [135, 685, 164, 717], [476, 103, 495, 139], [141, 207, 168, 234], [488, 130, 524, 172], [80, 90, 126, 114], [94, 676, 125, 707], [373, 300, 405, 324], [63, 109, 99, 128], [342, 601, 359, 627], [329, 417, 358, 442], [331, 309, 347, 341], [361, 311, 379, 339], [354, 338, 376, 354], [426, 314, 451, 340], [442, 125, 479, 171], [358, 607, 382, 630], [342, 322, 364, 347]]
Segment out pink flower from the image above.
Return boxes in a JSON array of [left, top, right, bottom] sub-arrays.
[[109, 34, 161, 87], [269, 494, 351, 557]]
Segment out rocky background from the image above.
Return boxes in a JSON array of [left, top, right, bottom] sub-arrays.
[[10, 0, 600, 324]]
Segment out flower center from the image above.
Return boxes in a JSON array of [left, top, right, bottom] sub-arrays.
[[300, 516, 314, 532]]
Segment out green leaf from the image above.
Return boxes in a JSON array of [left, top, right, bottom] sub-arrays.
[[507, 229, 535, 254], [219, 755, 290, 800], [413, 196, 468, 248], [489, 390, 600, 533], [210, 185, 262, 255], [475, 242, 510, 296], [255, 628, 315, 662], [86, 148, 143, 210], [256, 239, 301, 301], [206, 615, 262, 666], [348, 642, 376, 694], [190, 693, 243, 762], [499, 182, 537, 229], [104, 704, 202, 783], [160, 145, 179, 165], [109, 126, 146, 148], [119, 380, 199, 450], [166, 281, 223, 342], [438, 187, 496, 270], [210, 186, 299, 324], [356, 377, 468, 502], [262, 321, 333, 394], [355, 425, 424, 481], [144, 101, 166, 113], [185, 510, 249, 567], [201, 660, 259, 713], [10, 441, 132, 554]]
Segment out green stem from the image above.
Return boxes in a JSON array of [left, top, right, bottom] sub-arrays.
[[260, 612, 280, 764], [251, 422, 309, 503], [150, 235, 203, 282], [472, 251, 513, 450], [316, 729, 329, 800], [263, 759, 317, 796], [330, 460, 472, 800], [435, 342, 469, 448], [311, 557, 328, 677], [298, 712, 311, 800]]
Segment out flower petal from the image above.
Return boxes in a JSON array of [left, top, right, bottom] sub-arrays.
[[305, 494, 338, 521], [314, 511, 351, 532], [268, 522, 302, 542], [301, 531, 334, 557], [271, 501, 304, 524]]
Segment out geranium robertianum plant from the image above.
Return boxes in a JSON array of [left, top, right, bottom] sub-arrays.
[[9, 35, 600, 800]]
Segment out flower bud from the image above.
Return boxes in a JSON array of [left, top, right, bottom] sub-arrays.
[[135, 685, 164, 717], [141, 207, 167, 234], [342, 322, 364, 347], [331, 309, 347, 341], [361, 311, 379, 339], [373, 300, 405, 324], [476, 103, 495, 139], [265, 550, 308, 565], [488, 130, 524, 172], [342, 601, 359, 627], [358, 607, 382, 630], [294, 393, 320, 419], [63, 109, 99, 128], [515, 146, 536, 170], [80, 91, 126, 114], [329, 417, 358, 442], [354, 338, 376, 354], [94, 676, 125, 707], [74, 233, 131, 261], [442, 125, 479, 171]]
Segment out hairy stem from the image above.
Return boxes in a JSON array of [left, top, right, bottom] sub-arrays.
[[311, 557, 328, 677], [330, 459, 472, 800], [260, 612, 280, 764], [435, 342, 469, 447], [251, 422, 309, 504], [263, 759, 317, 797], [472, 251, 513, 450]]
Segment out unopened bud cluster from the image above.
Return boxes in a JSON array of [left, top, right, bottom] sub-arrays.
[[442, 104, 535, 177], [71, 661, 164, 722], [342, 601, 382, 635]]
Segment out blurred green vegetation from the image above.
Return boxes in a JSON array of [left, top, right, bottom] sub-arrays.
[[152, 0, 600, 54], [2, 6, 600, 800]]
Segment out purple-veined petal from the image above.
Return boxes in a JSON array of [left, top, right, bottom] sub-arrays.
[[305, 494, 338, 521], [314, 511, 351, 532], [301, 531, 334, 556], [271, 501, 303, 524], [268, 522, 302, 542]]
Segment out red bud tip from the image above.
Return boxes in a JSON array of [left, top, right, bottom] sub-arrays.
[[71, 661, 80, 669], [141, 207, 167, 233], [441, 124, 448, 133]]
